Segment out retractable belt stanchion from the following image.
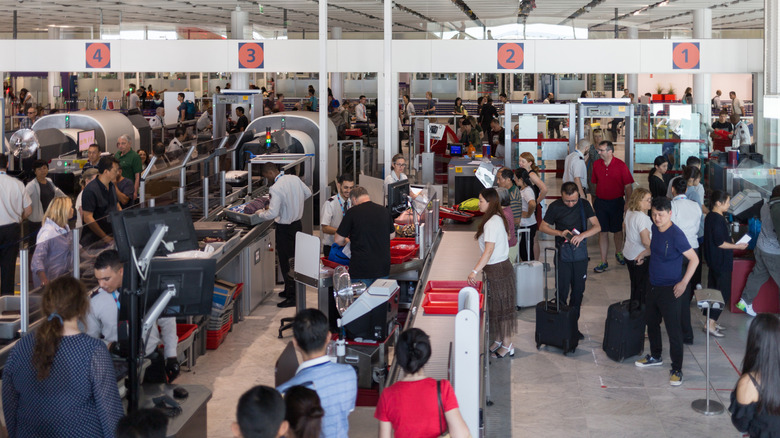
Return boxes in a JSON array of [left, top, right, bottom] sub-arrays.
[[692, 288, 725, 416]]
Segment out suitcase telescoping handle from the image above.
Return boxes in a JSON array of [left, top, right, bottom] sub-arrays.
[[516, 227, 531, 264], [544, 247, 559, 311]]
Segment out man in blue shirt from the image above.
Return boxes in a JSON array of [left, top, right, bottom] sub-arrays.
[[635, 197, 698, 387], [277, 309, 357, 438]]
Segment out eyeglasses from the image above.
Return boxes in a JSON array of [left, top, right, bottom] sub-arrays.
[[395, 163, 407, 168]]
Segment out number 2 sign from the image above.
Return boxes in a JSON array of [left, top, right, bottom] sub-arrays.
[[672, 42, 700, 70], [497, 43, 524, 70], [85, 43, 110, 69]]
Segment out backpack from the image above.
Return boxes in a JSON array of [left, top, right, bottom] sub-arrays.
[[711, 97, 717, 110], [184, 101, 196, 120]]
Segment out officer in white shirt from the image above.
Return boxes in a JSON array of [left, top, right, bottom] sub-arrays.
[[563, 139, 590, 200], [149, 107, 164, 129], [166, 127, 187, 153], [256, 163, 313, 308], [670, 178, 702, 346], [355, 96, 368, 123], [321, 174, 354, 257], [87, 249, 180, 383]]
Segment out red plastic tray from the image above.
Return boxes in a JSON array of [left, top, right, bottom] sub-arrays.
[[390, 241, 419, 264], [440, 207, 474, 223], [423, 280, 483, 294], [422, 292, 484, 315], [206, 314, 233, 350], [321, 257, 346, 269], [176, 324, 197, 342]]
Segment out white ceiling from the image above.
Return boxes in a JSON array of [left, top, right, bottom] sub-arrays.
[[0, 0, 766, 35]]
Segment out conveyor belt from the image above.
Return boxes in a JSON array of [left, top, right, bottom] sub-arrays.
[[398, 230, 483, 381]]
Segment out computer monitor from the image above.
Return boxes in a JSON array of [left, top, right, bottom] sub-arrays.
[[77, 130, 95, 154], [143, 258, 216, 317], [111, 204, 199, 263], [449, 144, 463, 157], [387, 179, 410, 218]]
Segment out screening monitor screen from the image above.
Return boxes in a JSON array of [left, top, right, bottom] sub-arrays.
[[110, 204, 199, 263], [144, 258, 216, 317], [77, 130, 95, 152]]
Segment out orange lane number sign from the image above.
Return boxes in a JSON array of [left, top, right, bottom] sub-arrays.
[[238, 43, 264, 69], [85, 43, 110, 69], [672, 42, 699, 70], [497, 43, 524, 70]]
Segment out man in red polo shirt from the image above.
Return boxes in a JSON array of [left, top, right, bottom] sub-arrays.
[[591, 140, 634, 273]]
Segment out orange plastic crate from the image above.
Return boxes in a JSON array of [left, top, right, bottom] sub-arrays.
[[423, 280, 483, 294]]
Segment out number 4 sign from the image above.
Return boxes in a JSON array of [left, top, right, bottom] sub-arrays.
[[85, 43, 111, 69], [673, 42, 700, 70]]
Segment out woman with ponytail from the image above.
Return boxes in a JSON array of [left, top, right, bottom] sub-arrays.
[[284, 386, 324, 438], [518, 152, 547, 260], [2, 276, 123, 438], [375, 329, 470, 438]]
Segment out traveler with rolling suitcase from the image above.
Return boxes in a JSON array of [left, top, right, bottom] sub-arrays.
[[515, 168, 538, 262], [623, 188, 653, 304], [535, 247, 580, 354], [635, 197, 699, 387], [538, 182, 601, 340], [467, 188, 516, 359]]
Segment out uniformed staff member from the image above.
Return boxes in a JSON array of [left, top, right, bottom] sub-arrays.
[[0, 154, 32, 296], [255, 163, 312, 308], [321, 173, 354, 257], [86, 250, 180, 383], [563, 139, 590, 200]]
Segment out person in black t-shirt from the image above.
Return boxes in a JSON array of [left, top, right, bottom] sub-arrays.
[[711, 110, 733, 152], [80, 156, 121, 247], [230, 106, 249, 134], [335, 186, 394, 286], [538, 182, 600, 337], [703, 191, 747, 337]]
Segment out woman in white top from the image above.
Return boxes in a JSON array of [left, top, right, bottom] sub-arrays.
[[623, 188, 653, 304], [515, 168, 538, 262], [517, 152, 548, 260], [468, 188, 516, 359], [384, 153, 408, 187]]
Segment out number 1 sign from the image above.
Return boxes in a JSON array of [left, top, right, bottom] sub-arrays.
[[497, 43, 524, 70], [85, 43, 111, 69], [672, 42, 700, 70]]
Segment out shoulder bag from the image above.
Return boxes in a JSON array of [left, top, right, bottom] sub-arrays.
[[437, 380, 451, 438]]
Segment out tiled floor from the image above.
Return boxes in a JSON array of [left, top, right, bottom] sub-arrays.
[[176, 229, 752, 438]]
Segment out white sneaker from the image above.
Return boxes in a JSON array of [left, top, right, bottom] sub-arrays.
[[736, 298, 757, 317], [695, 284, 703, 290]]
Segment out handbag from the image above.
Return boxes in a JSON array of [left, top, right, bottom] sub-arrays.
[[437, 380, 451, 438], [558, 199, 589, 263]]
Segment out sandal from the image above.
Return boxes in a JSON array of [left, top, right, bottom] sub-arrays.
[[489, 341, 502, 354], [492, 343, 514, 359]]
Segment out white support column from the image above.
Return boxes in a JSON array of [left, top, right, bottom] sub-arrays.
[[47, 28, 62, 109], [764, 0, 779, 165], [331, 27, 343, 101], [318, 0, 329, 210], [693, 9, 712, 112], [231, 7, 249, 90], [626, 27, 638, 97], [383, 0, 393, 176]]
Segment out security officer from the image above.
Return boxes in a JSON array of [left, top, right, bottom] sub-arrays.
[[0, 154, 32, 296], [321, 173, 354, 257], [86, 249, 180, 383], [255, 162, 312, 308]]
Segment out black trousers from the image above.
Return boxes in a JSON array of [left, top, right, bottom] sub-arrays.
[[557, 258, 588, 323], [647, 284, 684, 372], [276, 221, 302, 300], [0, 223, 20, 296], [518, 225, 537, 262], [626, 258, 649, 304], [680, 255, 696, 343], [706, 268, 732, 321], [322, 245, 331, 258]]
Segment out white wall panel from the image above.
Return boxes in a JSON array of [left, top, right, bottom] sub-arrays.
[[0, 39, 766, 75], [122, 40, 226, 72]]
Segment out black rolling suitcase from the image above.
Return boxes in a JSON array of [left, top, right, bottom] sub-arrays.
[[602, 299, 646, 362], [535, 247, 579, 355]]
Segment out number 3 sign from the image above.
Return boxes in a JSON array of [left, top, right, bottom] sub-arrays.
[[238, 42, 264, 69], [85, 43, 111, 69], [497, 43, 524, 70], [673, 42, 700, 70]]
